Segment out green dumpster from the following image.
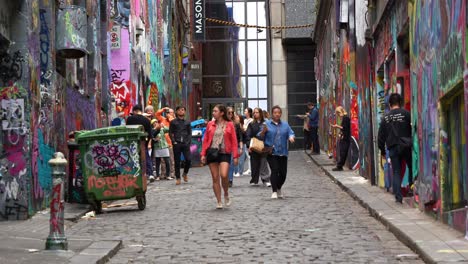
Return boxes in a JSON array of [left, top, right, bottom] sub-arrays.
[[75, 125, 148, 213]]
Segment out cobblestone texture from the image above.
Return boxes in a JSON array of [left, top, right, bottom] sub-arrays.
[[68, 151, 423, 263]]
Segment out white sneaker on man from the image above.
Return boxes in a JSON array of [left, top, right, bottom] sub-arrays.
[[271, 192, 278, 199], [277, 190, 284, 199], [243, 169, 251, 175], [149, 175, 155, 182], [266, 182, 272, 187], [234, 172, 241, 177]]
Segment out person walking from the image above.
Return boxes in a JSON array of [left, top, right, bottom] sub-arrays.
[[378, 93, 412, 204], [156, 107, 175, 179], [126, 105, 153, 178], [308, 102, 320, 154], [150, 119, 171, 181], [169, 106, 192, 185], [227, 107, 243, 187], [245, 107, 266, 185], [241, 107, 254, 175], [233, 114, 246, 178], [296, 102, 314, 151], [259, 106, 295, 199], [260, 110, 272, 186], [330, 106, 351, 171], [201, 104, 239, 209]]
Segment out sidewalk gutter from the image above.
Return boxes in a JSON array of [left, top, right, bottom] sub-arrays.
[[306, 152, 468, 264], [69, 240, 122, 264]]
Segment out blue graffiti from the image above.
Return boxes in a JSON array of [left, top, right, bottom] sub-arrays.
[[38, 129, 54, 192]]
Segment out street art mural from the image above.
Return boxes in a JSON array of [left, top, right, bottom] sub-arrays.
[[83, 138, 142, 198], [355, 0, 374, 182], [0, 0, 194, 221], [410, 0, 467, 230], [110, 27, 133, 116], [0, 83, 29, 220]]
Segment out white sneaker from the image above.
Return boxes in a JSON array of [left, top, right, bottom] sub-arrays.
[[216, 202, 223, 209], [243, 169, 251, 175], [277, 190, 284, 199], [149, 175, 155, 182], [225, 197, 231, 207], [266, 182, 272, 187], [271, 192, 278, 199], [233, 172, 241, 177]]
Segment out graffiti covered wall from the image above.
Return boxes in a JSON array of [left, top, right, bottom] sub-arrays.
[[410, 0, 467, 230]]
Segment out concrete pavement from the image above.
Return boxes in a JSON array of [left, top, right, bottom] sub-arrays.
[[66, 151, 422, 263], [308, 151, 468, 264], [0, 203, 121, 264]]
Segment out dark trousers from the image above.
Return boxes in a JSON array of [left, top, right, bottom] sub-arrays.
[[389, 146, 413, 202], [250, 151, 263, 184], [146, 145, 152, 176], [155, 157, 170, 178], [336, 139, 350, 168], [267, 155, 288, 192], [310, 127, 320, 153], [303, 129, 311, 150], [173, 143, 191, 179]]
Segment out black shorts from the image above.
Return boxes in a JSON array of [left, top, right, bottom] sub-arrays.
[[207, 153, 231, 164]]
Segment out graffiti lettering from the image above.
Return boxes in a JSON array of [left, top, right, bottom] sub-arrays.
[[440, 35, 463, 92], [0, 51, 24, 86], [103, 189, 126, 197], [39, 9, 51, 86], [88, 175, 139, 190], [111, 69, 127, 83], [49, 184, 64, 234], [91, 143, 131, 176]]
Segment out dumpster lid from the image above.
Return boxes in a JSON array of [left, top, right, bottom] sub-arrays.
[[75, 125, 147, 143]]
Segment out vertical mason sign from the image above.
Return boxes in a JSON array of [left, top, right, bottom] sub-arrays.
[[193, 0, 205, 42], [111, 25, 121, 49]]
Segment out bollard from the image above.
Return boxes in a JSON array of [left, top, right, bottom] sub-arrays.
[[45, 152, 68, 250]]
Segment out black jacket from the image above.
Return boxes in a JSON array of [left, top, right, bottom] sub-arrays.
[[340, 115, 351, 141], [234, 123, 243, 147], [126, 114, 151, 142], [245, 121, 264, 146], [169, 117, 192, 145], [378, 108, 411, 155]]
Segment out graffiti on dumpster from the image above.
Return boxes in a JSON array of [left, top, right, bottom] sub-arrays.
[[87, 175, 138, 197], [84, 139, 140, 177]]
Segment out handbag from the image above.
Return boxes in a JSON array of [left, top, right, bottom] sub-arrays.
[[250, 137, 264, 153], [206, 147, 219, 163]]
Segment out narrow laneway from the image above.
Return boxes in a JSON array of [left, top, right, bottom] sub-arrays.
[[68, 151, 422, 263]]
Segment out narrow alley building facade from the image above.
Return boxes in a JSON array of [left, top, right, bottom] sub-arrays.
[[0, 0, 200, 220], [315, 0, 468, 232]]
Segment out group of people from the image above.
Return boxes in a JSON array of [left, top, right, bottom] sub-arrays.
[[124, 104, 193, 186], [298, 93, 413, 204], [119, 103, 296, 209], [201, 104, 295, 209]]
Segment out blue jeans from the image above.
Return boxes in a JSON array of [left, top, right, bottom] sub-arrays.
[[389, 146, 413, 202], [228, 155, 235, 181], [237, 145, 248, 173], [146, 148, 152, 176]]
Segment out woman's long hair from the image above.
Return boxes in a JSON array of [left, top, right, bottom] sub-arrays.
[[254, 107, 265, 123], [335, 106, 348, 117], [215, 104, 230, 122]]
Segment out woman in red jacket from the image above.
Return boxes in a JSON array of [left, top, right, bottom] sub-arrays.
[[201, 104, 239, 209]]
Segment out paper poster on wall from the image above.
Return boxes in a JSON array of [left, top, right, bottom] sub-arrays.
[[1, 99, 25, 130]]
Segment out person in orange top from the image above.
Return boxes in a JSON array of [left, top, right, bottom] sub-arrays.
[[155, 107, 176, 180], [201, 104, 239, 209]]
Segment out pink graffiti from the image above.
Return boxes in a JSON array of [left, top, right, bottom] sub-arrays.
[[49, 184, 64, 234], [110, 80, 134, 116], [88, 175, 139, 191]]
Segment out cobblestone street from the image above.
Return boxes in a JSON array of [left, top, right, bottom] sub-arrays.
[[68, 151, 422, 263]]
